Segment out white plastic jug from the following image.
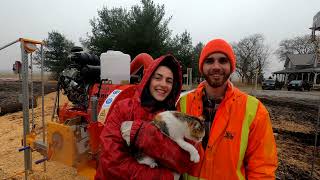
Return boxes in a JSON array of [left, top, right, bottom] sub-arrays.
[[100, 50, 131, 84]]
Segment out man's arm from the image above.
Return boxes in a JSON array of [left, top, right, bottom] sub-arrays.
[[245, 102, 278, 180]]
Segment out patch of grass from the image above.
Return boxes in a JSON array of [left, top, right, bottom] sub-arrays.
[[0, 72, 17, 78]]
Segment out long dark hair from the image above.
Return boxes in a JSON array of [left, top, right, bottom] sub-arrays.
[[141, 56, 181, 112]]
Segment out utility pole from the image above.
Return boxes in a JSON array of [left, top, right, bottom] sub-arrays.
[[255, 69, 258, 90], [310, 11, 320, 178]]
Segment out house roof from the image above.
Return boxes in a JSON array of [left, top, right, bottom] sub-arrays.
[[273, 69, 296, 74], [273, 67, 320, 74], [287, 54, 315, 66], [274, 53, 319, 74]]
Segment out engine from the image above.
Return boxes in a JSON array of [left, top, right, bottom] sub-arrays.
[[59, 47, 100, 108]]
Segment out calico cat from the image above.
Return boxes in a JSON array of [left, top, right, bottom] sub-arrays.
[[121, 111, 205, 168]]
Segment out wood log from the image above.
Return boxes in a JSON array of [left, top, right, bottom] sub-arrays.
[[0, 96, 37, 116]]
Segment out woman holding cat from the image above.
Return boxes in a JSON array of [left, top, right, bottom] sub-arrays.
[[95, 54, 196, 180]]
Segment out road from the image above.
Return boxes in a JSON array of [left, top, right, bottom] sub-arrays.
[[240, 88, 320, 105]]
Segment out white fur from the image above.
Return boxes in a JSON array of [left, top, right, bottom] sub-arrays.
[[137, 156, 158, 168], [172, 172, 180, 180], [159, 111, 200, 163], [120, 121, 133, 146], [120, 111, 201, 170], [121, 121, 159, 168]]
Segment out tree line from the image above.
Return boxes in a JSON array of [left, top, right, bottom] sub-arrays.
[[37, 0, 318, 84]]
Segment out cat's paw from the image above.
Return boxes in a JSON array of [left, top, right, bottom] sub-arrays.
[[120, 121, 133, 146], [149, 161, 158, 168], [190, 152, 200, 163], [138, 156, 158, 168], [172, 172, 180, 180]]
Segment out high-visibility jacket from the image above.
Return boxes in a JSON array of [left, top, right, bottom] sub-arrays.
[[177, 81, 278, 180]]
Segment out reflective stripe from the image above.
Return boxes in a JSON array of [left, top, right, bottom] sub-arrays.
[[180, 92, 205, 180], [180, 95, 187, 113], [236, 95, 259, 180], [183, 173, 205, 180], [178, 89, 196, 113]]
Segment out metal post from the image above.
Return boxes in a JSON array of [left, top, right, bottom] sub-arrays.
[[255, 70, 258, 90], [51, 91, 58, 121], [190, 68, 192, 87], [311, 105, 320, 178], [30, 53, 34, 129], [91, 96, 98, 122], [21, 41, 31, 180], [40, 44, 46, 172], [284, 73, 288, 86], [312, 27, 319, 88]]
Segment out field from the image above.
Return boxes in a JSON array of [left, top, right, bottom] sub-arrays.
[[0, 79, 320, 179], [259, 95, 320, 179]]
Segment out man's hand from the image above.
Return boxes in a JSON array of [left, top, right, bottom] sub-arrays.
[[121, 121, 133, 146]]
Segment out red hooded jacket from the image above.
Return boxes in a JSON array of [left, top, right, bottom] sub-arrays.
[[95, 55, 195, 180]]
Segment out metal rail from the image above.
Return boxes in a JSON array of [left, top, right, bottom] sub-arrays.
[[0, 39, 19, 51], [40, 44, 46, 172], [0, 38, 44, 180]]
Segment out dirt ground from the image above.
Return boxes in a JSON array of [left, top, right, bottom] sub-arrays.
[[0, 81, 320, 179], [260, 96, 320, 180]]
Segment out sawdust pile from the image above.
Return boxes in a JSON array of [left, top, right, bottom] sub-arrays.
[[0, 92, 88, 180]]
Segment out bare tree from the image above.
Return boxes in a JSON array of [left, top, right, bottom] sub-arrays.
[[233, 34, 270, 84], [276, 35, 319, 62]]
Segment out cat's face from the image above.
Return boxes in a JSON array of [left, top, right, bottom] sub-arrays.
[[188, 119, 205, 142], [172, 112, 205, 142]]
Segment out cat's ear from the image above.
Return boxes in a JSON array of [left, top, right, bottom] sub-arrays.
[[198, 115, 205, 122]]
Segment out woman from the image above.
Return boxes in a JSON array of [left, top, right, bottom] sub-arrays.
[[95, 54, 195, 180]]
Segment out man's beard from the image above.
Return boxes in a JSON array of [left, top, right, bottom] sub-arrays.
[[204, 71, 231, 88]]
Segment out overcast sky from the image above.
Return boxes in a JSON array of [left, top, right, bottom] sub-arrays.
[[0, 0, 319, 77]]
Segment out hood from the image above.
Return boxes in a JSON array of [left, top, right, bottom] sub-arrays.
[[135, 54, 182, 110]]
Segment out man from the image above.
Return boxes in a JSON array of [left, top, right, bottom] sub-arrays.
[[177, 39, 278, 179]]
